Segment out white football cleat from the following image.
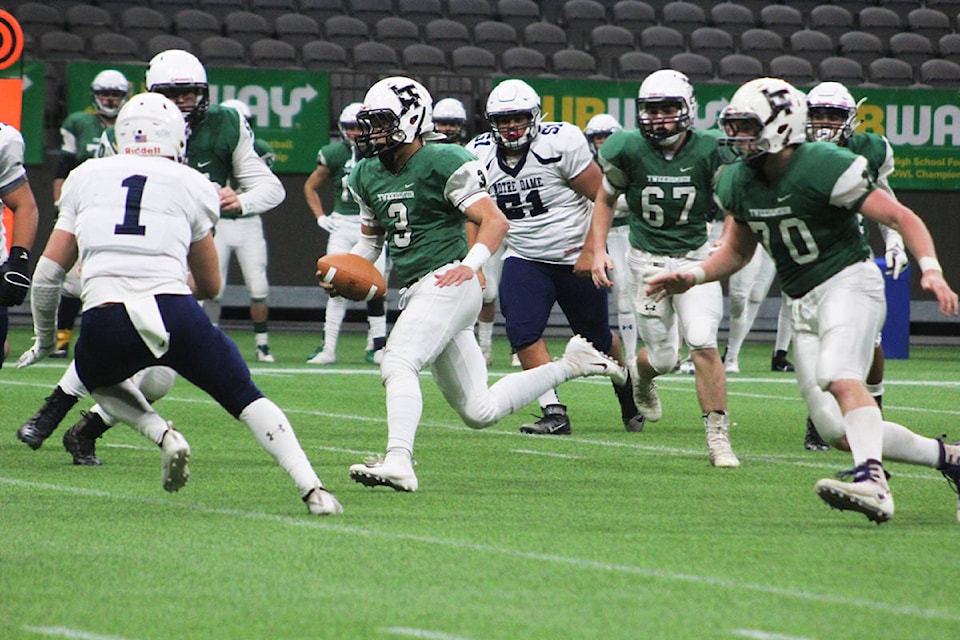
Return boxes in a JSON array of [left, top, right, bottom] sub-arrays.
[[704, 411, 740, 468], [677, 358, 696, 375], [561, 335, 627, 384], [511, 353, 521, 367], [160, 427, 190, 493], [723, 355, 739, 374], [306, 349, 336, 365], [256, 345, 275, 363], [815, 459, 893, 524], [480, 343, 493, 367], [303, 486, 343, 515], [350, 454, 418, 492], [628, 360, 662, 422]]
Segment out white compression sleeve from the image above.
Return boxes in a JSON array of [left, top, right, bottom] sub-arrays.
[[31, 256, 66, 348]]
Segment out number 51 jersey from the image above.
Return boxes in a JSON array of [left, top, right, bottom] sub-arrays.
[[466, 121, 595, 265]]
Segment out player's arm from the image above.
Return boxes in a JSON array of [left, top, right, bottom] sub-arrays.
[[576, 179, 617, 289], [228, 124, 285, 215], [187, 230, 221, 300], [305, 163, 340, 235], [0, 181, 40, 307], [860, 189, 958, 316], [435, 194, 508, 289]]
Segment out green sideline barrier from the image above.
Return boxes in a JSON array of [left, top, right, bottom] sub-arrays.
[[0, 59, 45, 165]]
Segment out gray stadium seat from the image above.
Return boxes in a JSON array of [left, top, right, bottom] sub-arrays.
[[250, 38, 300, 68], [401, 44, 450, 75], [301, 40, 349, 71], [65, 5, 113, 40], [689, 27, 735, 64], [324, 15, 370, 51], [551, 49, 602, 79], [91, 33, 142, 63], [612, 0, 656, 34], [501, 46, 548, 76], [197, 0, 247, 22], [147, 34, 195, 58], [907, 8, 953, 43], [560, 0, 608, 49], [857, 7, 903, 47], [496, 0, 540, 33], [274, 14, 322, 49], [879, 0, 930, 22], [768, 54, 815, 87], [451, 45, 498, 76], [616, 51, 661, 80], [716, 53, 763, 85], [249, 0, 298, 24], [938, 33, 960, 64], [224, 11, 272, 49], [868, 57, 915, 87], [759, 5, 803, 40], [809, 5, 854, 46], [448, 0, 495, 31], [668, 52, 714, 83], [522, 22, 568, 58], [888, 32, 934, 68], [199, 36, 248, 67], [662, 1, 707, 43], [789, 30, 835, 67], [639, 25, 685, 64], [397, 0, 442, 31], [298, 0, 347, 25], [589, 25, 636, 77], [120, 7, 171, 45], [352, 41, 401, 73], [174, 10, 222, 49], [818, 56, 865, 86], [16, 3, 64, 38], [739, 29, 785, 69], [838, 31, 885, 66], [375, 17, 421, 52], [919, 58, 960, 88], [424, 19, 471, 56], [473, 21, 519, 59], [149, 0, 198, 21], [348, 0, 394, 24], [40, 30, 85, 62], [709, 2, 756, 40]]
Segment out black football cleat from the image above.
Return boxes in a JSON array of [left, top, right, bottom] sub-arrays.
[[63, 411, 112, 466], [17, 387, 79, 450], [520, 404, 572, 435]]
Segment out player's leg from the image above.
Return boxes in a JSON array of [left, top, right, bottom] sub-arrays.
[[309, 215, 356, 364], [607, 226, 638, 360], [365, 232, 390, 364], [17, 360, 89, 449], [476, 244, 504, 366], [724, 246, 761, 373], [51, 265, 83, 359], [236, 218, 272, 362]]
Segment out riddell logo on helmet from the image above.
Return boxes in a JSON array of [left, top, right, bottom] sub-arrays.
[[123, 145, 164, 155]]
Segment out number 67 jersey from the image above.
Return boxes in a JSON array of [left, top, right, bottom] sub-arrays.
[[466, 121, 595, 265], [56, 154, 221, 309]]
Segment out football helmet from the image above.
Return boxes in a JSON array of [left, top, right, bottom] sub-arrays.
[[90, 70, 130, 119], [636, 69, 697, 146], [145, 49, 209, 125], [338, 102, 363, 142], [115, 93, 187, 163], [583, 113, 622, 155], [718, 77, 807, 164], [805, 81, 864, 144], [220, 99, 252, 122], [433, 97, 468, 144], [354, 76, 439, 160], [485, 79, 542, 151]]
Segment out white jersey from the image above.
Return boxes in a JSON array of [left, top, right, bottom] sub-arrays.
[[466, 121, 595, 265], [56, 155, 220, 310], [0, 124, 28, 262]]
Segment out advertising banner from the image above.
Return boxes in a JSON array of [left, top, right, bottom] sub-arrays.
[[0, 59, 45, 164]]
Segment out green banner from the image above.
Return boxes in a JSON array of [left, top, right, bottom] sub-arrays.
[[0, 59, 45, 165], [523, 78, 960, 191], [66, 62, 329, 173]]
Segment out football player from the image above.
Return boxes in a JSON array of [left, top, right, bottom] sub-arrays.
[[304, 102, 388, 365], [327, 76, 626, 492], [18, 93, 341, 515], [648, 77, 959, 523], [467, 80, 642, 436], [578, 70, 739, 467], [801, 81, 907, 451], [432, 97, 469, 144]]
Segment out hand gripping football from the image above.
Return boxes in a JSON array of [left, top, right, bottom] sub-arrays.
[[316, 253, 386, 302]]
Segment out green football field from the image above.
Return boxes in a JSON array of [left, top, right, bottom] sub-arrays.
[[2, 325, 959, 640]]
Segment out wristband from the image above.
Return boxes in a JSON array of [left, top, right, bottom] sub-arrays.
[[918, 256, 942, 273], [8, 246, 30, 264], [687, 266, 706, 285], [462, 243, 492, 272]]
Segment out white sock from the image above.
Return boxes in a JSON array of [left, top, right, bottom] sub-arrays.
[[537, 388, 560, 408], [59, 361, 90, 398], [775, 301, 793, 352], [92, 383, 167, 444], [843, 405, 885, 466], [255, 332, 269, 348], [477, 321, 494, 348], [240, 397, 321, 496], [881, 420, 940, 467], [384, 370, 423, 454], [489, 362, 571, 419], [368, 314, 387, 343], [618, 312, 637, 359], [323, 296, 347, 353]]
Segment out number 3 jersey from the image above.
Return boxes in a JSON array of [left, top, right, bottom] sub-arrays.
[[466, 121, 594, 265], [714, 141, 873, 298], [56, 154, 221, 309]]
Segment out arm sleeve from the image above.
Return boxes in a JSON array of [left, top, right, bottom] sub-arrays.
[[231, 120, 285, 215], [445, 158, 490, 211], [829, 155, 874, 211]]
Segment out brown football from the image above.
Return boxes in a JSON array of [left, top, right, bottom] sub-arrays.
[[316, 253, 387, 302]]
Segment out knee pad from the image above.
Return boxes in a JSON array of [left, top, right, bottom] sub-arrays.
[[138, 366, 178, 403], [728, 293, 747, 318], [647, 343, 679, 374]]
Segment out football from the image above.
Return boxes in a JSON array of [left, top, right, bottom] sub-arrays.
[[316, 253, 386, 302]]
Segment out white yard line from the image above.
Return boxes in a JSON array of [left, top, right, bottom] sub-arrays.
[[22, 626, 133, 640]]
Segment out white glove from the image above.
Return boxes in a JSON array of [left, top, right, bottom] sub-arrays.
[[884, 240, 907, 280], [317, 216, 339, 234], [16, 339, 56, 369]]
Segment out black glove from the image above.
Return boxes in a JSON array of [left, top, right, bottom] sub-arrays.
[[0, 246, 31, 306]]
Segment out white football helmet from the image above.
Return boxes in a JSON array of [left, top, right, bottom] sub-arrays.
[[90, 70, 130, 118], [115, 93, 187, 163], [583, 113, 622, 154], [806, 81, 864, 144], [637, 69, 697, 146], [485, 79, 542, 151], [220, 99, 251, 121], [145, 49, 209, 124], [355, 76, 438, 160], [718, 77, 807, 164], [338, 102, 363, 141], [433, 97, 468, 143]]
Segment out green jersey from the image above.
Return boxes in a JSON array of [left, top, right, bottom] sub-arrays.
[[317, 140, 360, 216], [599, 128, 722, 256], [715, 142, 874, 298], [59, 111, 108, 163], [348, 143, 488, 286]]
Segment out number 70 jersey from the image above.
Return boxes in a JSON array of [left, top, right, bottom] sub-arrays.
[[466, 121, 595, 265], [56, 154, 221, 309]]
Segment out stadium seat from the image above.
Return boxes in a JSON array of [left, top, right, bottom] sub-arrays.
[[448, 0, 495, 31], [838, 31, 885, 66], [818, 56, 865, 86], [149, 0, 198, 21], [451, 45, 498, 76], [496, 0, 540, 33], [857, 7, 903, 47], [759, 5, 803, 40], [397, 0, 442, 31], [15, 3, 64, 38], [401, 43, 450, 75], [662, 1, 707, 43], [551, 49, 603, 78], [560, 0, 608, 49], [789, 30, 835, 67], [716, 53, 763, 85], [589, 25, 636, 77], [251, 38, 300, 68], [907, 8, 953, 42], [809, 5, 855, 46], [224, 11, 272, 49], [768, 54, 815, 87], [888, 32, 934, 68], [616, 51, 660, 80], [689, 27, 735, 64], [324, 15, 370, 51], [522, 22, 568, 58], [709, 2, 756, 40], [612, 0, 656, 34], [40, 30, 85, 62], [91, 33, 142, 62], [301, 40, 349, 71], [348, 0, 394, 23], [879, 0, 931, 22], [424, 19, 471, 56], [919, 58, 960, 87], [147, 34, 195, 58], [639, 26, 685, 64], [298, 0, 347, 25], [868, 57, 915, 87], [375, 17, 421, 52], [119, 7, 170, 45], [352, 41, 401, 73], [938, 33, 960, 64], [200, 36, 248, 67], [739, 29, 785, 69], [174, 10, 222, 49], [274, 14, 322, 49], [197, 0, 246, 22], [65, 5, 113, 40], [473, 21, 519, 59], [249, 0, 298, 24], [668, 52, 714, 83], [501, 46, 548, 76], [830, 0, 873, 14]]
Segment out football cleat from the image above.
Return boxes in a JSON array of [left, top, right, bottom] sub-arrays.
[[17, 387, 80, 450], [678, 358, 696, 375], [561, 335, 627, 384], [256, 344, 275, 363], [815, 459, 893, 524], [160, 427, 191, 493], [804, 416, 831, 451], [723, 354, 739, 374], [62, 411, 111, 466], [704, 411, 740, 468], [350, 454, 418, 492], [511, 352, 521, 367], [302, 486, 343, 515], [613, 375, 645, 432], [365, 348, 385, 364], [50, 345, 69, 359], [628, 360, 662, 422], [936, 437, 960, 521], [519, 404, 572, 435], [771, 349, 795, 372], [480, 342, 493, 367], [307, 349, 336, 365]]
